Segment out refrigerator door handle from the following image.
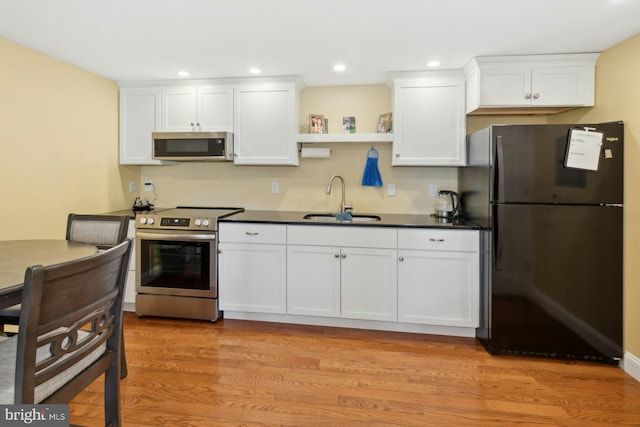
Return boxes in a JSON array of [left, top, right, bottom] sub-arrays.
[[495, 135, 505, 202], [493, 204, 502, 271]]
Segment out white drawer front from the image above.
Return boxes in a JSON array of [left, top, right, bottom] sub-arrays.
[[287, 225, 396, 249], [219, 223, 286, 244], [398, 229, 478, 252]]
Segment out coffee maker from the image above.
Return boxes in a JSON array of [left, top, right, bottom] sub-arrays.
[[434, 190, 461, 220]]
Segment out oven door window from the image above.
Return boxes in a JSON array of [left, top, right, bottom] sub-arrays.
[[140, 239, 211, 291]]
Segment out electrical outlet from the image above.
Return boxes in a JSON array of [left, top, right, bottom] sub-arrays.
[[271, 182, 279, 194], [428, 183, 438, 197], [128, 181, 136, 193], [144, 181, 153, 192]]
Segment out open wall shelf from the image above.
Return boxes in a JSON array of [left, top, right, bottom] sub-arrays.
[[297, 133, 393, 143]]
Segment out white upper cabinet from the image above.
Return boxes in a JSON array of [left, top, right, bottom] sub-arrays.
[[464, 53, 599, 115], [233, 81, 300, 166], [119, 87, 163, 165], [389, 71, 466, 166], [161, 86, 233, 132]]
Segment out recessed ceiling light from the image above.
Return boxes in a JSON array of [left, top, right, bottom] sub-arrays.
[[177, 70, 190, 77], [333, 64, 346, 72], [249, 68, 262, 74], [426, 61, 441, 68]]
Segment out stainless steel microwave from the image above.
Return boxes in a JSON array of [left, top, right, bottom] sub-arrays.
[[152, 132, 234, 161]]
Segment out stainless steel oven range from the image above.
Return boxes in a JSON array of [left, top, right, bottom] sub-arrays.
[[135, 207, 243, 321]]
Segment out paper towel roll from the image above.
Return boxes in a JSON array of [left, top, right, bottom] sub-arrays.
[[301, 147, 331, 158]]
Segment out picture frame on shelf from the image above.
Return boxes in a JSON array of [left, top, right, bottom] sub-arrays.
[[376, 112, 392, 133], [309, 114, 325, 134], [343, 116, 356, 133]]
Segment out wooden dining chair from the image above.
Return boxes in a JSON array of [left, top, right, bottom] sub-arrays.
[[0, 213, 131, 377], [0, 238, 132, 426], [66, 213, 130, 250]]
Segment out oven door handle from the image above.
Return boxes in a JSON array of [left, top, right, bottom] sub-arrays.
[[136, 231, 217, 241]]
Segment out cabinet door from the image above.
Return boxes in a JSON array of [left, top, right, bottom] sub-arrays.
[[234, 84, 299, 165], [287, 245, 341, 317], [123, 219, 137, 307], [197, 86, 233, 131], [161, 87, 198, 131], [341, 247, 397, 322], [392, 77, 466, 166], [398, 250, 479, 327], [478, 66, 532, 107], [531, 66, 590, 107], [218, 242, 287, 313], [119, 88, 163, 165]]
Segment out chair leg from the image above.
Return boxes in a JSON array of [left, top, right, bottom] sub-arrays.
[[104, 361, 122, 427], [120, 333, 128, 379]]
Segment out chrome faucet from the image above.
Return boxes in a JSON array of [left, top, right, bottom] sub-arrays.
[[326, 175, 352, 213]]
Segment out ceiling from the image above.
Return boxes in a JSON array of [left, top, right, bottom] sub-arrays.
[[1, 0, 639, 86]]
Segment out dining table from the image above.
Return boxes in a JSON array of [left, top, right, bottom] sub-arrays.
[[0, 240, 98, 310]]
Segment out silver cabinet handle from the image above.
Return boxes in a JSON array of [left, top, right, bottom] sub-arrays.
[[399, 256, 404, 262], [429, 238, 445, 242], [532, 93, 539, 99], [395, 153, 400, 157], [341, 253, 347, 259], [334, 253, 340, 258], [245, 232, 259, 236], [525, 93, 532, 99]]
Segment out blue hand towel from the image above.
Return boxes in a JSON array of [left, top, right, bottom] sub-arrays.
[[361, 147, 383, 187]]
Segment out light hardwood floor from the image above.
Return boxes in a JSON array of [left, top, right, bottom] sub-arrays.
[[70, 313, 640, 426]]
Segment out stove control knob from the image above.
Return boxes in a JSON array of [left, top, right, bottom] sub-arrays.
[[147, 218, 155, 225], [194, 218, 202, 226], [139, 217, 147, 224], [202, 218, 211, 227]]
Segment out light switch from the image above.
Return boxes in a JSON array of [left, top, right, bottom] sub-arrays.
[[271, 182, 279, 194], [388, 183, 396, 196]]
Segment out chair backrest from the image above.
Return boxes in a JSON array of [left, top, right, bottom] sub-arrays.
[[15, 239, 132, 416], [66, 214, 130, 250]]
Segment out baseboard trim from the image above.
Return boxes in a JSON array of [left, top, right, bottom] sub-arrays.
[[222, 311, 476, 338], [624, 351, 640, 382]]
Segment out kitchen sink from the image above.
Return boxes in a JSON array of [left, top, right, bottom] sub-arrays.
[[303, 213, 381, 222]]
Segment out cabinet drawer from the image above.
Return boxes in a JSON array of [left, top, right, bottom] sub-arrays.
[[398, 229, 478, 252], [219, 223, 286, 244], [288, 225, 396, 249]]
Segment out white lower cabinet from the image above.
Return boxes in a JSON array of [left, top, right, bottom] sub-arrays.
[[218, 223, 287, 314], [220, 221, 480, 336], [287, 226, 397, 322], [397, 229, 479, 327], [339, 247, 398, 322], [287, 245, 341, 317], [123, 219, 136, 310]]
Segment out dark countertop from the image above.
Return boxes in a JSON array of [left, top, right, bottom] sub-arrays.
[[220, 210, 481, 230]]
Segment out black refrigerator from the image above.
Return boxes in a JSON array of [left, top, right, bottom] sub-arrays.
[[459, 122, 623, 364]]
